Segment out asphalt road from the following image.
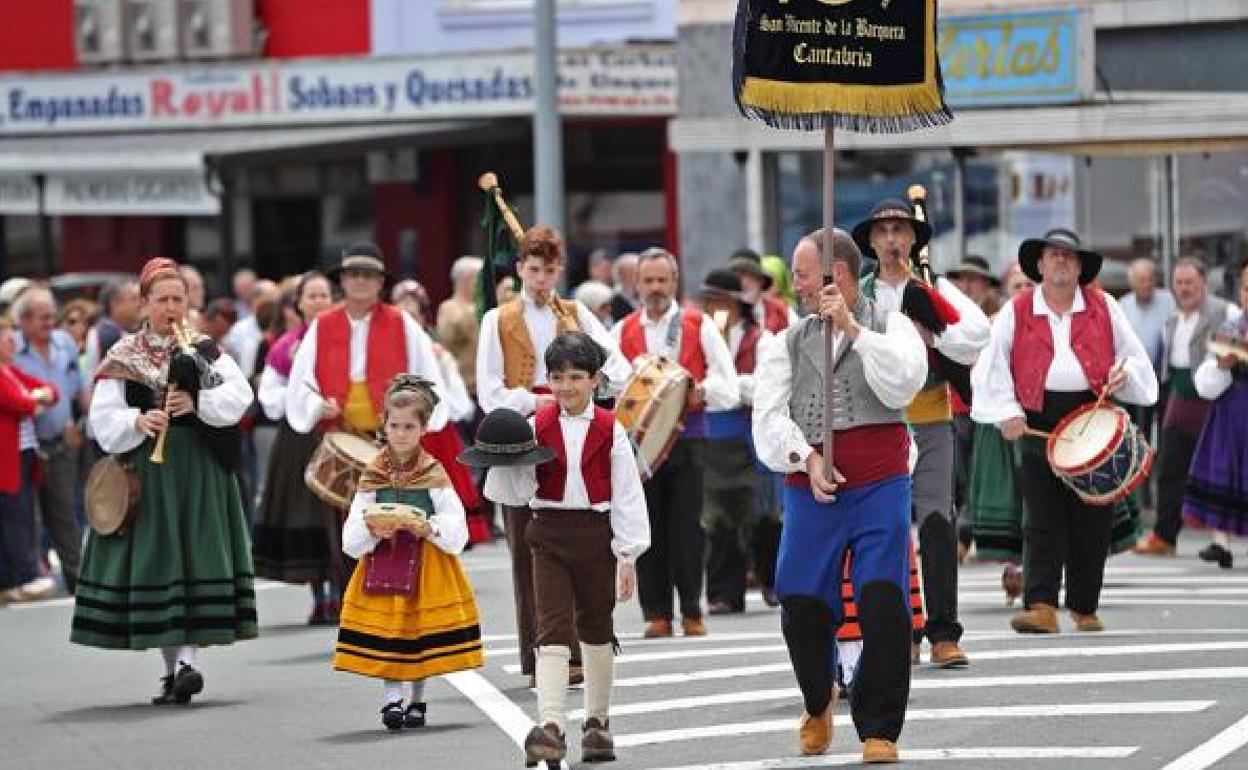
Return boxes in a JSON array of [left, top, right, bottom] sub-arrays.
[[3, 536, 1247, 770]]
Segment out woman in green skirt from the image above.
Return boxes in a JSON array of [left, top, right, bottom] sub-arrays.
[[74, 257, 257, 705]]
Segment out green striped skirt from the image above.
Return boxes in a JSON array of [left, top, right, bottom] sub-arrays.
[[969, 423, 1026, 564], [71, 425, 258, 650]]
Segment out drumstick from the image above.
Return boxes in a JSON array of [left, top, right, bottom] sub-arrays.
[[1025, 427, 1073, 442], [1078, 359, 1126, 437]]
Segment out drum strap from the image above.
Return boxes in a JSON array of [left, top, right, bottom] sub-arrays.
[[664, 310, 683, 356]]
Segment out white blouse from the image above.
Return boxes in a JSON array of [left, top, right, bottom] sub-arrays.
[[89, 352, 254, 455], [257, 365, 287, 421], [751, 312, 929, 474], [341, 485, 468, 560]]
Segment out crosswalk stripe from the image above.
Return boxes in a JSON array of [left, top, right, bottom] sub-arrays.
[[960, 588, 1248, 600], [1161, 712, 1248, 770], [571, 667, 1248, 720], [963, 598, 1248, 607], [610, 640, 1248, 686], [645, 746, 1140, 769], [958, 576, 1248, 586], [614, 701, 1215, 748]]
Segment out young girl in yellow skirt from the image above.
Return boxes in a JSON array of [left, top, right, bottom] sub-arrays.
[[332, 374, 484, 730]]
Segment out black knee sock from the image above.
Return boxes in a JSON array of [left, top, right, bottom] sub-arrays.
[[851, 581, 911, 742], [918, 514, 962, 643], [781, 595, 834, 716]]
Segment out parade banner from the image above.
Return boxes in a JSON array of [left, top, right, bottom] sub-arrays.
[[732, 0, 952, 132]]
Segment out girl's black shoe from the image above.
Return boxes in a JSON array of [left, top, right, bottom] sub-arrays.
[[171, 664, 204, 704], [152, 675, 176, 705], [1199, 542, 1234, 569], [381, 700, 405, 731], [403, 702, 427, 728]]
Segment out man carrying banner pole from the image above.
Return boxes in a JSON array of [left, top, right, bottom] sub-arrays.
[[734, 0, 953, 762]]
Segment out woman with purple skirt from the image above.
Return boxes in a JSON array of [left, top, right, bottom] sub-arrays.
[[1183, 262, 1248, 569]]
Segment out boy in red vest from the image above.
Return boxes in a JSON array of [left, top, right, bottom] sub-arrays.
[[483, 330, 650, 767], [612, 248, 739, 638]]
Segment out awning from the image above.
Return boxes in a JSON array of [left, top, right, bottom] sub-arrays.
[[669, 92, 1248, 156], [0, 120, 510, 173], [0, 120, 517, 215]]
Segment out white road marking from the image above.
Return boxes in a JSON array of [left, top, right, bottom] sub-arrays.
[[572, 667, 1248, 720], [611, 640, 1248, 687], [645, 746, 1139, 769], [502, 643, 789, 674], [615, 701, 1215, 748], [444, 670, 570, 770], [1161, 712, 1248, 770]]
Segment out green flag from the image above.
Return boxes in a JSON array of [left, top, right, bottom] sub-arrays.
[[475, 186, 519, 321]]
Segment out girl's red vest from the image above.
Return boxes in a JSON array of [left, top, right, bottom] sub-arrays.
[[1010, 286, 1114, 412]]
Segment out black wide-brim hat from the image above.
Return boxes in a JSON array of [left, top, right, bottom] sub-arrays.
[[1018, 228, 1102, 285], [946, 255, 1001, 287], [457, 407, 556, 468], [728, 255, 773, 291], [851, 198, 933, 258], [327, 246, 397, 292]]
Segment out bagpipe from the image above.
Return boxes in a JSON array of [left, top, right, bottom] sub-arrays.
[[902, 184, 973, 405]]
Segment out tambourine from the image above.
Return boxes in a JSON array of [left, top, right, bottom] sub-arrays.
[[1208, 330, 1248, 363], [363, 502, 427, 530]]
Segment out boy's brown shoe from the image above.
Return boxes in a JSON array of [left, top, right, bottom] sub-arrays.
[[581, 717, 616, 763], [681, 618, 708, 637], [863, 738, 900, 763], [523, 722, 566, 767]]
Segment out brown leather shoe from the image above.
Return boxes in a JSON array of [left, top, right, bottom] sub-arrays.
[[1071, 612, 1105, 632], [798, 702, 834, 756], [523, 722, 566, 766], [1011, 603, 1059, 634], [930, 641, 969, 668], [568, 664, 585, 686], [681, 617, 708, 637], [1132, 534, 1176, 557], [580, 717, 616, 763], [863, 738, 900, 763], [643, 619, 673, 638]]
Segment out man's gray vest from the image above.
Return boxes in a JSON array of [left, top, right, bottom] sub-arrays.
[[1162, 295, 1228, 381], [785, 296, 905, 445]]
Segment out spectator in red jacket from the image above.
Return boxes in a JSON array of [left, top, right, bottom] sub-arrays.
[[0, 317, 58, 603]]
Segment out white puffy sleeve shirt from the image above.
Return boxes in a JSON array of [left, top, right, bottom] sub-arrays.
[[609, 302, 740, 411], [482, 407, 650, 562], [751, 312, 928, 474], [971, 288, 1159, 427], [89, 352, 254, 455], [285, 310, 450, 434]]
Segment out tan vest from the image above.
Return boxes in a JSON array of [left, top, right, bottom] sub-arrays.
[[499, 296, 582, 389]]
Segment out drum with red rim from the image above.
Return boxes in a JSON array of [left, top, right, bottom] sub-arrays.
[[1046, 403, 1154, 506]]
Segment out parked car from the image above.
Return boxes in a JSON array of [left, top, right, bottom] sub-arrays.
[[49, 272, 136, 305]]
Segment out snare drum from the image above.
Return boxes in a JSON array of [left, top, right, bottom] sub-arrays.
[[1046, 404, 1154, 506], [305, 432, 381, 509], [615, 355, 691, 481]]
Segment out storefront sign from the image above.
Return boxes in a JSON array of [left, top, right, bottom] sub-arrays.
[[0, 45, 676, 135], [0, 172, 217, 215], [940, 9, 1092, 107]]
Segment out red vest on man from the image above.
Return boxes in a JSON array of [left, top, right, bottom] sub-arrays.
[[618, 308, 708, 382], [1010, 286, 1114, 412], [313, 303, 407, 430], [760, 296, 790, 334], [534, 403, 615, 504]]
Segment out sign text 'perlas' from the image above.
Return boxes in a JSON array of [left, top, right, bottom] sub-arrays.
[[732, 0, 952, 133]]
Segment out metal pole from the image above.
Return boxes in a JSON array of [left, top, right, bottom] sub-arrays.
[[218, 168, 236, 299], [746, 149, 765, 253], [534, 0, 564, 233], [34, 174, 54, 277], [953, 151, 967, 261], [821, 126, 835, 472]]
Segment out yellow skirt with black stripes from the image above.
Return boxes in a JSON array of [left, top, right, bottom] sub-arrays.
[[333, 542, 484, 681]]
